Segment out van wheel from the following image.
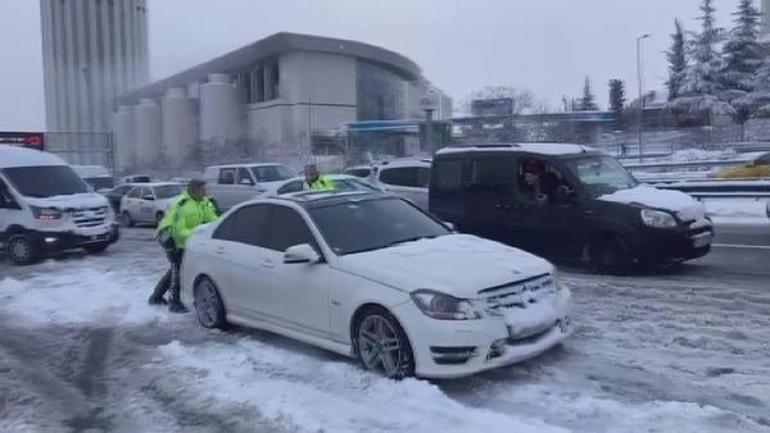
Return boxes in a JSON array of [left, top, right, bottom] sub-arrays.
[[354, 307, 415, 379], [590, 235, 630, 274], [121, 211, 134, 227], [6, 233, 41, 266]]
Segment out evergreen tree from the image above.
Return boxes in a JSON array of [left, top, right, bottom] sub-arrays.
[[577, 76, 599, 111], [735, 57, 770, 117], [666, 19, 687, 101], [608, 79, 625, 113], [722, 0, 762, 101], [671, 0, 735, 116]]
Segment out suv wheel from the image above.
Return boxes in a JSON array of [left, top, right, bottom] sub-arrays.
[[6, 233, 41, 266], [354, 307, 414, 379], [121, 211, 134, 227], [590, 235, 630, 274]]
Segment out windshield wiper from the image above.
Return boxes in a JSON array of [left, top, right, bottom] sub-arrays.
[[387, 235, 438, 248]]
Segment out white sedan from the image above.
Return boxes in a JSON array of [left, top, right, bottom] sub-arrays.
[[120, 182, 184, 226], [181, 191, 572, 379]]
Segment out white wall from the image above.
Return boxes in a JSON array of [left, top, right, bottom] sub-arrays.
[[133, 99, 161, 168], [113, 105, 135, 170], [161, 87, 198, 166]]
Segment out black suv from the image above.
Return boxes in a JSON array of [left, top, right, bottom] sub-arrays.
[[429, 144, 713, 270]]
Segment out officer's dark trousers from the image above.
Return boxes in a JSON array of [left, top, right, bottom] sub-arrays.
[[151, 248, 185, 303]]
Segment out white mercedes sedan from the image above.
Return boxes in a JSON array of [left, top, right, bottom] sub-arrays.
[[181, 191, 573, 379]]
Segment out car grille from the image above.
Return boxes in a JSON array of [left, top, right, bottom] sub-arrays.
[[69, 207, 108, 228], [677, 205, 706, 224], [480, 274, 555, 314]]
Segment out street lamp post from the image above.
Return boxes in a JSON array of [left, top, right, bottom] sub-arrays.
[[637, 33, 651, 162]]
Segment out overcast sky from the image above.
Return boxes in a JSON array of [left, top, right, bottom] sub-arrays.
[[0, 0, 741, 130]]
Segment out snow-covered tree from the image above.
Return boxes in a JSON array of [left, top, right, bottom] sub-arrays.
[[735, 57, 770, 117], [608, 79, 625, 114], [666, 19, 687, 101], [671, 0, 735, 116], [721, 0, 762, 121], [577, 76, 599, 111]]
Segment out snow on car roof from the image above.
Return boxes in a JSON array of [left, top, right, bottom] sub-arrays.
[[0, 145, 68, 169], [436, 143, 597, 157], [379, 158, 432, 168], [206, 162, 286, 170]]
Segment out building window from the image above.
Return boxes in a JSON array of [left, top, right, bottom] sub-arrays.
[[356, 60, 406, 121], [242, 59, 279, 104]]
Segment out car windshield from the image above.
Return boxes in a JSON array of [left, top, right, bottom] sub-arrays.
[[565, 156, 637, 197], [309, 197, 450, 255], [154, 185, 183, 199], [334, 177, 380, 192], [345, 168, 372, 178], [84, 177, 114, 190], [2, 165, 90, 198], [251, 165, 292, 182]]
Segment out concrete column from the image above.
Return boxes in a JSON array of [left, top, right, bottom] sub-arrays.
[[133, 98, 161, 168], [113, 105, 136, 171], [199, 73, 242, 142], [161, 87, 198, 167]]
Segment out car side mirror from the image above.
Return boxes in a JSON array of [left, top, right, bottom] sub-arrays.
[[284, 244, 321, 264], [443, 221, 456, 231], [143, 194, 155, 201]]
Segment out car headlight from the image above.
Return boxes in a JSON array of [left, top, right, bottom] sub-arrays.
[[411, 289, 482, 320], [30, 205, 63, 221], [641, 209, 677, 228]]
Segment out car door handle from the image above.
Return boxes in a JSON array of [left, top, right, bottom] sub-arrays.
[[214, 247, 226, 255], [260, 259, 275, 269]]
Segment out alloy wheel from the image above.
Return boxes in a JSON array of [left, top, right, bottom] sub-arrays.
[[194, 279, 222, 328], [357, 315, 405, 377]]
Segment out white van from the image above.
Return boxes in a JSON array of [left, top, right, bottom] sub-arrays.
[[204, 163, 293, 211], [0, 145, 119, 265]]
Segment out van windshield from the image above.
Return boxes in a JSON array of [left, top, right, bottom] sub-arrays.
[[565, 156, 637, 197], [2, 166, 90, 198]]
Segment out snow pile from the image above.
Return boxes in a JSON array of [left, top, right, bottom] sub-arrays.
[[665, 148, 738, 162], [157, 339, 568, 433], [703, 198, 768, 219]]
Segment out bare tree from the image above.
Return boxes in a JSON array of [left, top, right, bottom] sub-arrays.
[[461, 85, 536, 115]]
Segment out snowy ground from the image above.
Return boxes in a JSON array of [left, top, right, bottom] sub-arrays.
[[1, 228, 769, 433]]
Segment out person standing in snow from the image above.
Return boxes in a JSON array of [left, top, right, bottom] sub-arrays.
[[148, 178, 218, 313]]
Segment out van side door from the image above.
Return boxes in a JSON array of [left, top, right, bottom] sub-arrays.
[[216, 168, 237, 210]]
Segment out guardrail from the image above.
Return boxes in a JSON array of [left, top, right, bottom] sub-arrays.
[[623, 159, 750, 170], [651, 179, 770, 199]]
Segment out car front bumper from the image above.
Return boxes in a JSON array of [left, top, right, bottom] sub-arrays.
[[393, 288, 572, 379], [629, 219, 713, 264], [37, 223, 120, 253]]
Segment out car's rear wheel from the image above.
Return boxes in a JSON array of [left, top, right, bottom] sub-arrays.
[[355, 308, 414, 379], [193, 277, 227, 329], [6, 233, 41, 266], [121, 211, 134, 227]]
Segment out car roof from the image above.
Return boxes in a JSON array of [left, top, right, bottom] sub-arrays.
[[379, 158, 432, 168], [0, 145, 68, 169], [128, 182, 183, 188], [238, 190, 392, 209], [206, 163, 286, 170], [436, 143, 599, 158]]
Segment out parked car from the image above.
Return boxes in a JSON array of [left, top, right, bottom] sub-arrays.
[[430, 143, 713, 271], [259, 174, 385, 197], [710, 152, 770, 179], [120, 182, 184, 227], [204, 163, 293, 211], [0, 145, 119, 265], [345, 159, 431, 209], [72, 165, 114, 192], [119, 174, 152, 184], [181, 191, 572, 379], [103, 183, 137, 212]]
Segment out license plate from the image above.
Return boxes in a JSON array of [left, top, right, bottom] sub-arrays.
[[692, 233, 712, 249]]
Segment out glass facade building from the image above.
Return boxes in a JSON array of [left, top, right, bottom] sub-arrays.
[[356, 60, 407, 121]]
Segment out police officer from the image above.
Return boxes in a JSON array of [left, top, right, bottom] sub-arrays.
[[303, 164, 335, 191], [148, 178, 218, 313]]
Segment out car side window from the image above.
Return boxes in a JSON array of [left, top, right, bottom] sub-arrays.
[[218, 168, 236, 185], [432, 159, 464, 192], [141, 187, 153, 199], [468, 157, 516, 192], [127, 187, 141, 198], [265, 205, 317, 252], [515, 158, 572, 205], [277, 180, 303, 195], [213, 204, 271, 247], [380, 167, 418, 187], [237, 167, 255, 185]]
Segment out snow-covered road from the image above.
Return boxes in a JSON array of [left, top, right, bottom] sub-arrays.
[[1, 228, 768, 433]]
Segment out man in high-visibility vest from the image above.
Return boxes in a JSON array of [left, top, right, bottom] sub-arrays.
[[148, 179, 218, 313], [303, 164, 335, 191]]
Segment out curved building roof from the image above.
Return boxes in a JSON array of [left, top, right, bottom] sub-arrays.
[[117, 32, 422, 105]]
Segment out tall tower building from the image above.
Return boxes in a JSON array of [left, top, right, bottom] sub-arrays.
[[39, 0, 149, 134], [763, 0, 770, 36]]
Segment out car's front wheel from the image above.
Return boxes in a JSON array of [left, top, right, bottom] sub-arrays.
[[355, 307, 414, 379], [193, 277, 227, 329], [6, 233, 42, 266]]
